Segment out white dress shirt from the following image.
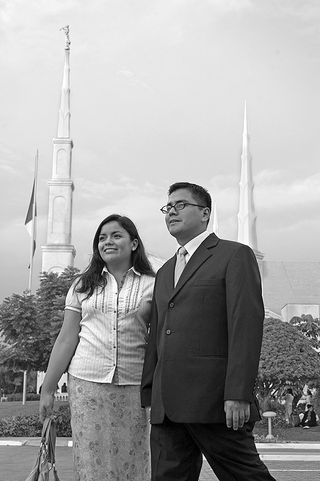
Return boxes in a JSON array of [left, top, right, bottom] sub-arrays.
[[178, 229, 211, 263], [65, 267, 155, 385]]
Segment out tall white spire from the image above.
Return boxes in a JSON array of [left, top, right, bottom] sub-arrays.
[[41, 26, 76, 273], [57, 26, 71, 138], [237, 102, 263, 261]]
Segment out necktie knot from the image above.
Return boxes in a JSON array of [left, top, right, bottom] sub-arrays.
[[178, 246, 188, 258]]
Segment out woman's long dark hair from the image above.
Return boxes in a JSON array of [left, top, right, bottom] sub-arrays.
[[74, 214, 155, 298]]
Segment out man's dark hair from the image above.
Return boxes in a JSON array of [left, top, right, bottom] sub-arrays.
[[168, 182, 212, 211]]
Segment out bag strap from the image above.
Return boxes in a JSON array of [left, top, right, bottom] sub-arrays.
[[41, 416, 51, 440], [41, 416, 57, 467]]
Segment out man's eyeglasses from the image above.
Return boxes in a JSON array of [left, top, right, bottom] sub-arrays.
[[160, 201, 206, 214]]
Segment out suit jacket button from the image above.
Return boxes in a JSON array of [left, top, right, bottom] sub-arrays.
[[166, 329, 171, 335], [169, 302, 174, 308]]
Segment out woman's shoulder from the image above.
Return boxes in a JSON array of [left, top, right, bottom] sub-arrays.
[[68, 276, 83, 292], [67, 276, 92, 300], [139, 273, 156, 290]]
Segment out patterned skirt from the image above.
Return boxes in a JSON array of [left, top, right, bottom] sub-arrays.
[[68, 375, 150, 481]]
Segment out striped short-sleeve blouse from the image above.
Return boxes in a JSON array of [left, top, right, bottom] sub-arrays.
[[65, 267, 155, 385]]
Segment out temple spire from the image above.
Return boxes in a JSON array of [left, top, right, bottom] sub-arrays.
[[57, 26, 71, 138], [237, 102, 263, 261], [41, 26, 75, 274]]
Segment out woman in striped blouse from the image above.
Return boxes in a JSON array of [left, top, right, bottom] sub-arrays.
[[40, 214, 155, 481]]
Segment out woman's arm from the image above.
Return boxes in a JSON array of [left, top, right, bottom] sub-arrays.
[[39, 309, 81, 421]]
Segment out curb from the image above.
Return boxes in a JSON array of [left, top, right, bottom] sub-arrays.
[[1, 438, 320, 449], [256, 443, 320, 449], [0, 439, 28, 446], [0, 437, 71, 447]]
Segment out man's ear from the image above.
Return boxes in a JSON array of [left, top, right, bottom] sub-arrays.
[[202, 207, 211, 223]]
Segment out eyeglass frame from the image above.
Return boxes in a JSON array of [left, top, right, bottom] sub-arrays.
[[160, 201, 207, 214]]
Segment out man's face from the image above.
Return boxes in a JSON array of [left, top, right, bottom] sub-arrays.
[[165, 188, 210, 244]]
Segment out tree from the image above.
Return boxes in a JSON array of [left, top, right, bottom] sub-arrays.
[[35, 266, 79, 371], [0, 292, 41, 371], [289, 314, 320, 349], [257, 318, 320, 407], [0, 266, 79, 376]]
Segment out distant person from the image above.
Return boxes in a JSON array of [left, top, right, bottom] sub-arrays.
[[284, 388, 294, 424], [40, 214, 155, 481], [297, 404, 305, 423], [61, 382, 67, 393], [300, 404, 318, 428], [306, 389, 312, 406], [141, 182, 275, 480], [0, 388, 6, 402]]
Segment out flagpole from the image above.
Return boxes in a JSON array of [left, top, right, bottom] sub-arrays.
[[27, 150, 38, 293], [23, 150, 38, 406]]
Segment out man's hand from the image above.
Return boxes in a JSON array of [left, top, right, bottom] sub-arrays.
[[224, 400, 250, 430]]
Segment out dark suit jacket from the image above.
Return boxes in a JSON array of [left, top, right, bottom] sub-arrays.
[[141, 233, 264, 424]]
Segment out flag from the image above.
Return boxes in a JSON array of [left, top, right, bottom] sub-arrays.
[[25, 178, 37, 258]]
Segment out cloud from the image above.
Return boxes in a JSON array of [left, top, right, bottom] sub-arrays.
[[172, 0, 253, 11], [0, 162, 18, 175], [0, 160, 19, 176], [70, 170, 320, 255], [117, 69, 153, 92], [275, 0, 320, 21], [1, 0, 320, 302], [206, 0, 253, 11], [75, 177, 163, 203], [0, 142, 21, 170], [255, 170, 320, 209]]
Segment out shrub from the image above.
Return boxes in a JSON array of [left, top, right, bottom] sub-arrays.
[[0, 404, 71, 437], [27, 393, 41, 401], [6, 393, 23, 402], [0, 414, 42, 437], [55, 404, 72, 437], [6, 393, 40, 402]]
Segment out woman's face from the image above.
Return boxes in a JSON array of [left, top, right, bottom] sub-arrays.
[[97, 221, 138, 268]]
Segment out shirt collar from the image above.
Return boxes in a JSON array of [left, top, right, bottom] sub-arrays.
[[177, 229, 211, 259], [101, 265, 141, 277]]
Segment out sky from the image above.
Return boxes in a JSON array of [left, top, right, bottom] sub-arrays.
[[0, 0, 320, 301]]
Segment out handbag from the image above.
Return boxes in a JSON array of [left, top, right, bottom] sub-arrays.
[[24, 416, 61, 481]]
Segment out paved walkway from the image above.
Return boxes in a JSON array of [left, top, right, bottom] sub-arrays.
[[1, 439, 320, 481]]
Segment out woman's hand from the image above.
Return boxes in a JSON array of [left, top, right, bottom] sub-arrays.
[[145, 406, 151, 423], [38, 309, 81, 423], [39, 391, 55, 423]]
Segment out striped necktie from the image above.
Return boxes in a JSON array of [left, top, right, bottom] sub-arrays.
[[174, 246, 188, 286]]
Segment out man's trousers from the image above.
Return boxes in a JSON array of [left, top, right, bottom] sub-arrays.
[[150, 417, 276, 481]]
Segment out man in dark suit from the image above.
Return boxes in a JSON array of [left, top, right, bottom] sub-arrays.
[[141, 182, 275, 480]]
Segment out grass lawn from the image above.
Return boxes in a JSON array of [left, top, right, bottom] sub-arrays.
[[0, 400, 67, 419], [1, 401, 319, 442], [253, 423, 320, 442]]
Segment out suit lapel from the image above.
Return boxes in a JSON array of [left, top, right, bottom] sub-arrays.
[[160, 255, 176, 295], [169, 233, 220, 300]]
